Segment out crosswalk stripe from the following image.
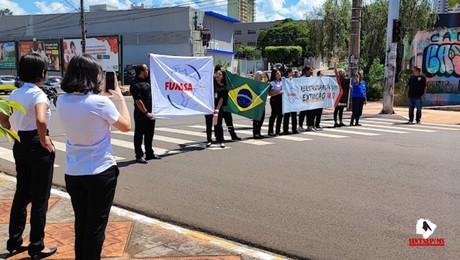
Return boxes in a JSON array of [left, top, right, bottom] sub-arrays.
[[0, 146, 60, 167], [113, 131, 203, 147], [188, 125, 274, 145], [301, 131, 348, 138], [361, 122, 436, 132], [363, 117, 460, 128], [323, 128, 380, 136], [53, 141, 125, 160], [109, 138, 172, 156], [237, 129, 313, 141], [357, 126, 408, 134], [156, 127, 207, 138], [362, 119, 460, 131]]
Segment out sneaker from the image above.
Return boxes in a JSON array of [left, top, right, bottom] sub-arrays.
[[268, 132, 276, 137], [407, 121, 414, 125], [315, 126, 323, 131], [306, 126, 315, 132], [206, 142, 212, 147], [297, 126, 304, 132], [136, 157, 148, 164], [416, 121, 421, 124], [220, 143, 225, 148]]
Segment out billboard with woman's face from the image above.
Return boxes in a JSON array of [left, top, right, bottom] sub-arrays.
[[63, 36, 119, 71], [18, 40, 61, 71], [0, 42, 17, 69]]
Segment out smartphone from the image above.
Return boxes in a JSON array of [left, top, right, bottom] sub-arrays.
[[105, 71, 115, 91]]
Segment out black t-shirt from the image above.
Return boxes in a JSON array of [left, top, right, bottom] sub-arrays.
[[407, 75, 426, 98], [214, 82, 228, 108], [130, 77, 152, 113]]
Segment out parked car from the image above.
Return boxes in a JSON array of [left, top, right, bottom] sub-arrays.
[[0, 75, 17, 94], [45, 76, 64, 94]]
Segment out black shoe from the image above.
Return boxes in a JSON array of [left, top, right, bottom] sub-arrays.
[[231, 136, 241, 141], [339, 122, 346, 127], [7, 245, 28, 256], [28, 247, 57, 259], [334, 123, 340, 128], [268, 133, 276, 137], [292, 130, 299, 134], [253, 134, 263, 139], [146, 154, 161, 160], [281, 131, 291, 135], [136, 157, 148, 164], [355, 123, 362, 126]]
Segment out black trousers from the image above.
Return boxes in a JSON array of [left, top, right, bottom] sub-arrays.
[[283, 112, 297, 133], [8, 130, 55, 253], [205, 110, 224, 143], [306, 109, 316, 127], [253, 110, 265, 136], [334, 106, 345, 123], [223, 111, 238, 139], [315, 108, 323, 128], [134, 112, 155, 159], [65, 166, 119, 260], [268, 96, 282, 134], [298, 110, 307, 127], [351, 97, 365, 122]]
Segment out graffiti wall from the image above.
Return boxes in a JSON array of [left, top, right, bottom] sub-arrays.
[[411, 28, 460, 105]]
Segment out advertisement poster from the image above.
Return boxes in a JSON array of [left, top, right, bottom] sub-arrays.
[[63, 36, 119, 71], [17, 40, 61, 71], [0, 41, 16, 69]]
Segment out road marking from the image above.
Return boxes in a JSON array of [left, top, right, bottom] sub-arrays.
[[0, 146, 60, 167], [362, 119, 460, 131], [363, 117, 460, 128], [301, 131, 348, 138], [113, 131, 204, 147], [156, 127, 207, 138], [109, 138, 172, 156], [53, 141, 125, 160], [188, 125, 274, 145], [323, 128, 380, 136], [358, 126, 408, 134], [361, 122, 436, 132]]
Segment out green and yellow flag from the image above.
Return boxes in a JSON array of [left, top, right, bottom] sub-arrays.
[[224, 71, 270, 120]]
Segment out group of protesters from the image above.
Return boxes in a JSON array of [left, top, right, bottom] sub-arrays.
[[205, 62, 368, 145]]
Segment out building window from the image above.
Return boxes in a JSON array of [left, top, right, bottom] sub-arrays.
[[247, 41, 256, 46], [247, 30, 256, 34], [234, 30, 241, 35]]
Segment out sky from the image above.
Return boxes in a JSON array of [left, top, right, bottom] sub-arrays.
[[0, 0, 325, 22]]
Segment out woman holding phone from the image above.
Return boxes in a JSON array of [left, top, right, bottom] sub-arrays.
[[56, 54, 131, 260]]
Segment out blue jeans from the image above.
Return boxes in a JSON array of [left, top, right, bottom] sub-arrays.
[[408, 98, 422, 122]]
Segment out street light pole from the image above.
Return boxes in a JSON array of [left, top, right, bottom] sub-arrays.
[[80, 0, 86, 53], [349, 0, 362, 77], [382, 0, 400, 114]]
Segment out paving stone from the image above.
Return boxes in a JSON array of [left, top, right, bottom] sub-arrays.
[[129, 245, 186, 259], [131, 256, 242, 260], [0, 198, 59, 224]]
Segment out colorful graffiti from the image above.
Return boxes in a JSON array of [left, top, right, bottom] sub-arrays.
[[412, 28, 460, 105]]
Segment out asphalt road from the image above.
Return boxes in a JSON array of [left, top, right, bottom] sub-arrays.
[[1, 96, 459, 259]]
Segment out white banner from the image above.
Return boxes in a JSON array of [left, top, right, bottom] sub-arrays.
[[282, 77, 340, 113], [149, 54, 214, 118]]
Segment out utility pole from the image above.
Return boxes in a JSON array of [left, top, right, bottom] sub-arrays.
[[382, 0, 400, 114], [80, 0, 86, 53], [349, 0, 362, 77]]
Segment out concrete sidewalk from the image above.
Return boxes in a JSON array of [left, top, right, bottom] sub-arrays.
[[0, 173, 286, 260], [360, 101, 459, 125]]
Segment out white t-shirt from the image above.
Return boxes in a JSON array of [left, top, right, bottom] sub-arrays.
[[56, 93, 120, 176], [9, 83, 50, 131]]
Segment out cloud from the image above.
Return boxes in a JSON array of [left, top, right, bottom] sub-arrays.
[[34, 1, 72, 14], [0, 0, 27, 15], [256, 0, 324, 22]]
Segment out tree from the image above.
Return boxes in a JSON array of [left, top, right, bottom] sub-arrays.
[[0, 98, 25, 141], [257, 19, 308, 58], [264, 46, 302, 65], [361, 0, 388, 74], [366, 58, 385, 100], [0, 9, 13, 16], [235, 46, 261, 60]]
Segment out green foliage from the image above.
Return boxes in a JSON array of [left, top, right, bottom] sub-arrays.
[[0, 9, 12, 16], [215, 60, 231, 70], [235, 46, 261, 60], [366, 58, 384, 100], [257, 19, 308, 57], [361, 0, 388, 73], [448, 0, 460, 8], [264, 46, 302, 65], [0, 98, 25, 142]]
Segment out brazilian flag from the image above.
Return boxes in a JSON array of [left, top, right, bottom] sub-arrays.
[[224, 71, 270, 120]]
